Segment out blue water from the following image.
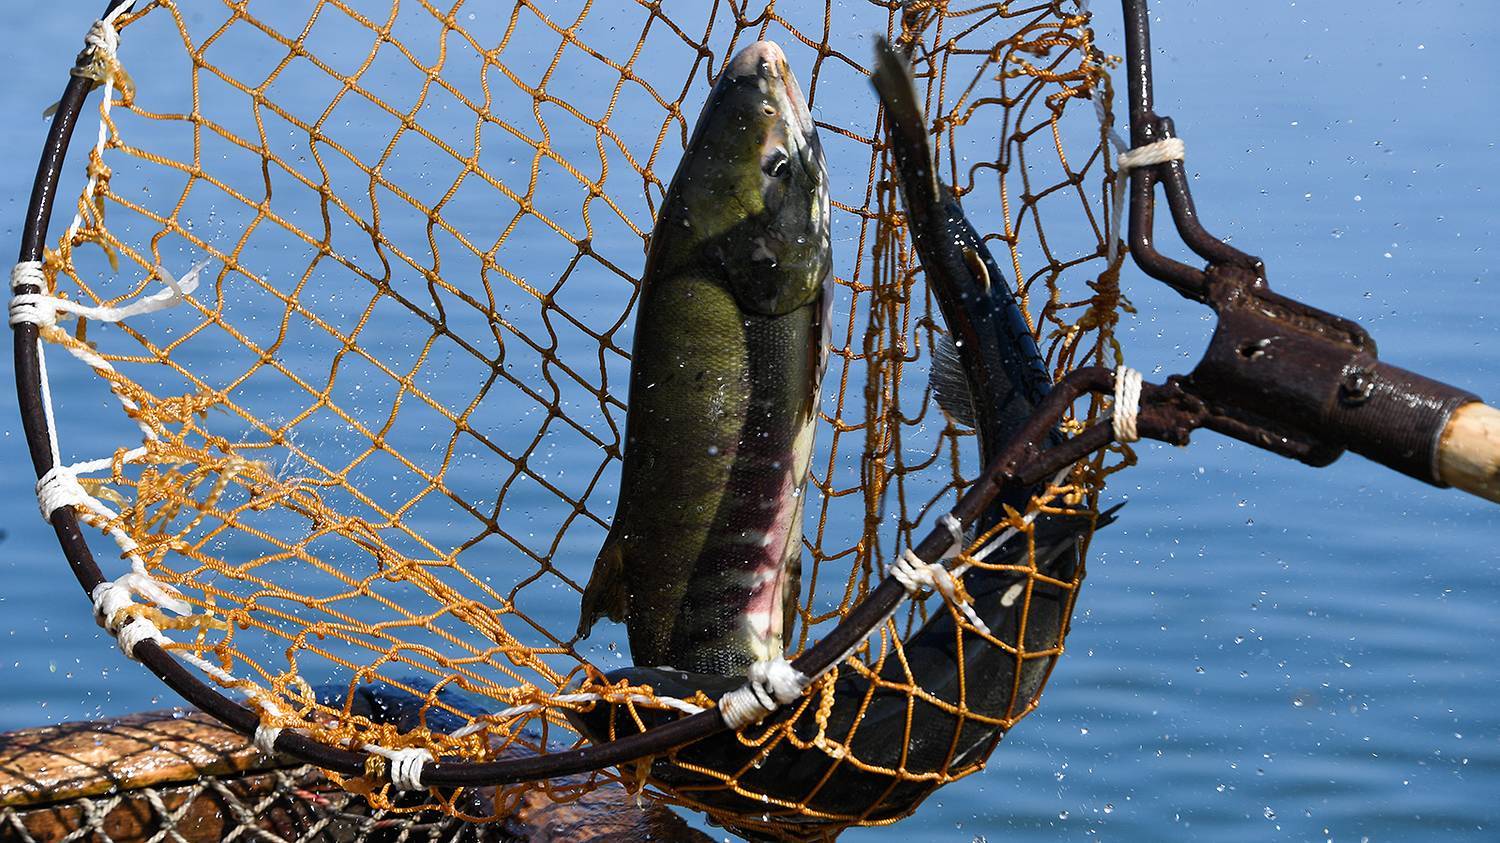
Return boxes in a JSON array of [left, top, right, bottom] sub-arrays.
[[3, 2, 1498, 841]]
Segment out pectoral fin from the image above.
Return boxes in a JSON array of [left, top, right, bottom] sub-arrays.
[[780, 551, 803, 650], [930, 333, 978, 428], [577, 538, 629, 637]]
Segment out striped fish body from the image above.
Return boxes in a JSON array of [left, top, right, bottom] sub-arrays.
[[578, 41, 831, 677]]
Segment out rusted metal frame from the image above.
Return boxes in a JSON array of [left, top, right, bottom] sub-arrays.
[[1116, 0, 1479, 488]]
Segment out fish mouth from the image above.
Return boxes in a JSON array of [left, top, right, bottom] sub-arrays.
[[726, 40, 817, 146]]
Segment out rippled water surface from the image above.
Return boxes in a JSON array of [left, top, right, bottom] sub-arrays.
[[2, 2, 1497, 840]]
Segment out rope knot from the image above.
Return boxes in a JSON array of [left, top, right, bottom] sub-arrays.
[[891, 548, 993, 637], [1112, 365, 1143, 443], [379, 747, 433, 791], [8, 293, 56, 328], [718, 658, 809, 730], [11, 258, 205, 330], [1101, 123, 1188, 264], [73, 17, 134, 100], [937, 512, 966, 560], [90, 581, 134, 631], [253, 725, 283, 757], [36, 467, 88, 520], [10, 261, 46, 292], [83, 19, 121, 57], [10, 262, 54, 327], [90, 572, 192, 623], [89, 580, 169, 657], [1117, 137, 1186, 172]]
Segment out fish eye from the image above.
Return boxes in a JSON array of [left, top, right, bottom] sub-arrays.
[[764, 149, 791, 178], [761, 103, 776, 117]]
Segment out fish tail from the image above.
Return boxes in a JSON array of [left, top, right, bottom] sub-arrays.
[[577, 537, 629, 637]]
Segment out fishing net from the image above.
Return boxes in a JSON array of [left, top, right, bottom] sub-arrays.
[[0, 710, 701, 843], [14, 0, 1127, 837]]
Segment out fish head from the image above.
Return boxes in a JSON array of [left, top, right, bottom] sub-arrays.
[[672, 40, 831, 317]]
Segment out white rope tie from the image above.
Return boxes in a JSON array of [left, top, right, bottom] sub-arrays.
[[9, 259, 206, 328], [891, 548, 992, 637], [1108, 138, 1186, 264], [937, 512, 965, 560], [89, 579, 172, 657], [253, 725, 284, 757], [1112, 365, 1143, 443], [35, 466, 90, 521], [41, 463, 192, 612], [114, 617, 167, 657], [82, 18, 121, 59], [365, 746, 433, 791], [1095, 74, 1188, 267], [717, 658, 809, 730], [46, 5, 132, 114], [9, 262, 51, 327], [1118, 137, 1187, 172], [90, 581, 134, 628], [37, 460, 145, 540], [90, 574, 191, 657]]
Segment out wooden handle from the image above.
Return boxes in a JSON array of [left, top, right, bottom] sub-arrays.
[[1438, 402, 1500, 503]]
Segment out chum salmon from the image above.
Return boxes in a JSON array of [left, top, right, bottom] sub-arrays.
[[577, 40, 832, 677]]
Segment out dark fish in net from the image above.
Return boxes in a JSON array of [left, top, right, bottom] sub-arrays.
[[576, 40, 833, 679]]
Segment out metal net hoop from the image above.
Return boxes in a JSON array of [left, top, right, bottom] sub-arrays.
[[12, 0, 1128, 832]]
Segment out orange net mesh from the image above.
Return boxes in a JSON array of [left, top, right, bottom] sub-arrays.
[[29, 0, 1128, 837]]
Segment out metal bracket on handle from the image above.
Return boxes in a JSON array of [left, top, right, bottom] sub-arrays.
[[958, 0, 1496, 504], [1011, 0, 1492, 500]]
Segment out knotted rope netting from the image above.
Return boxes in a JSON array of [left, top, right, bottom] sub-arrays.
[[11, 0, 1132, 837]]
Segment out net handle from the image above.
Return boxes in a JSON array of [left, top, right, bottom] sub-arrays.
[[1116, 0, 1495, 504], [1438, 403, 1500, 503], [8, 0, 1114, 788]]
